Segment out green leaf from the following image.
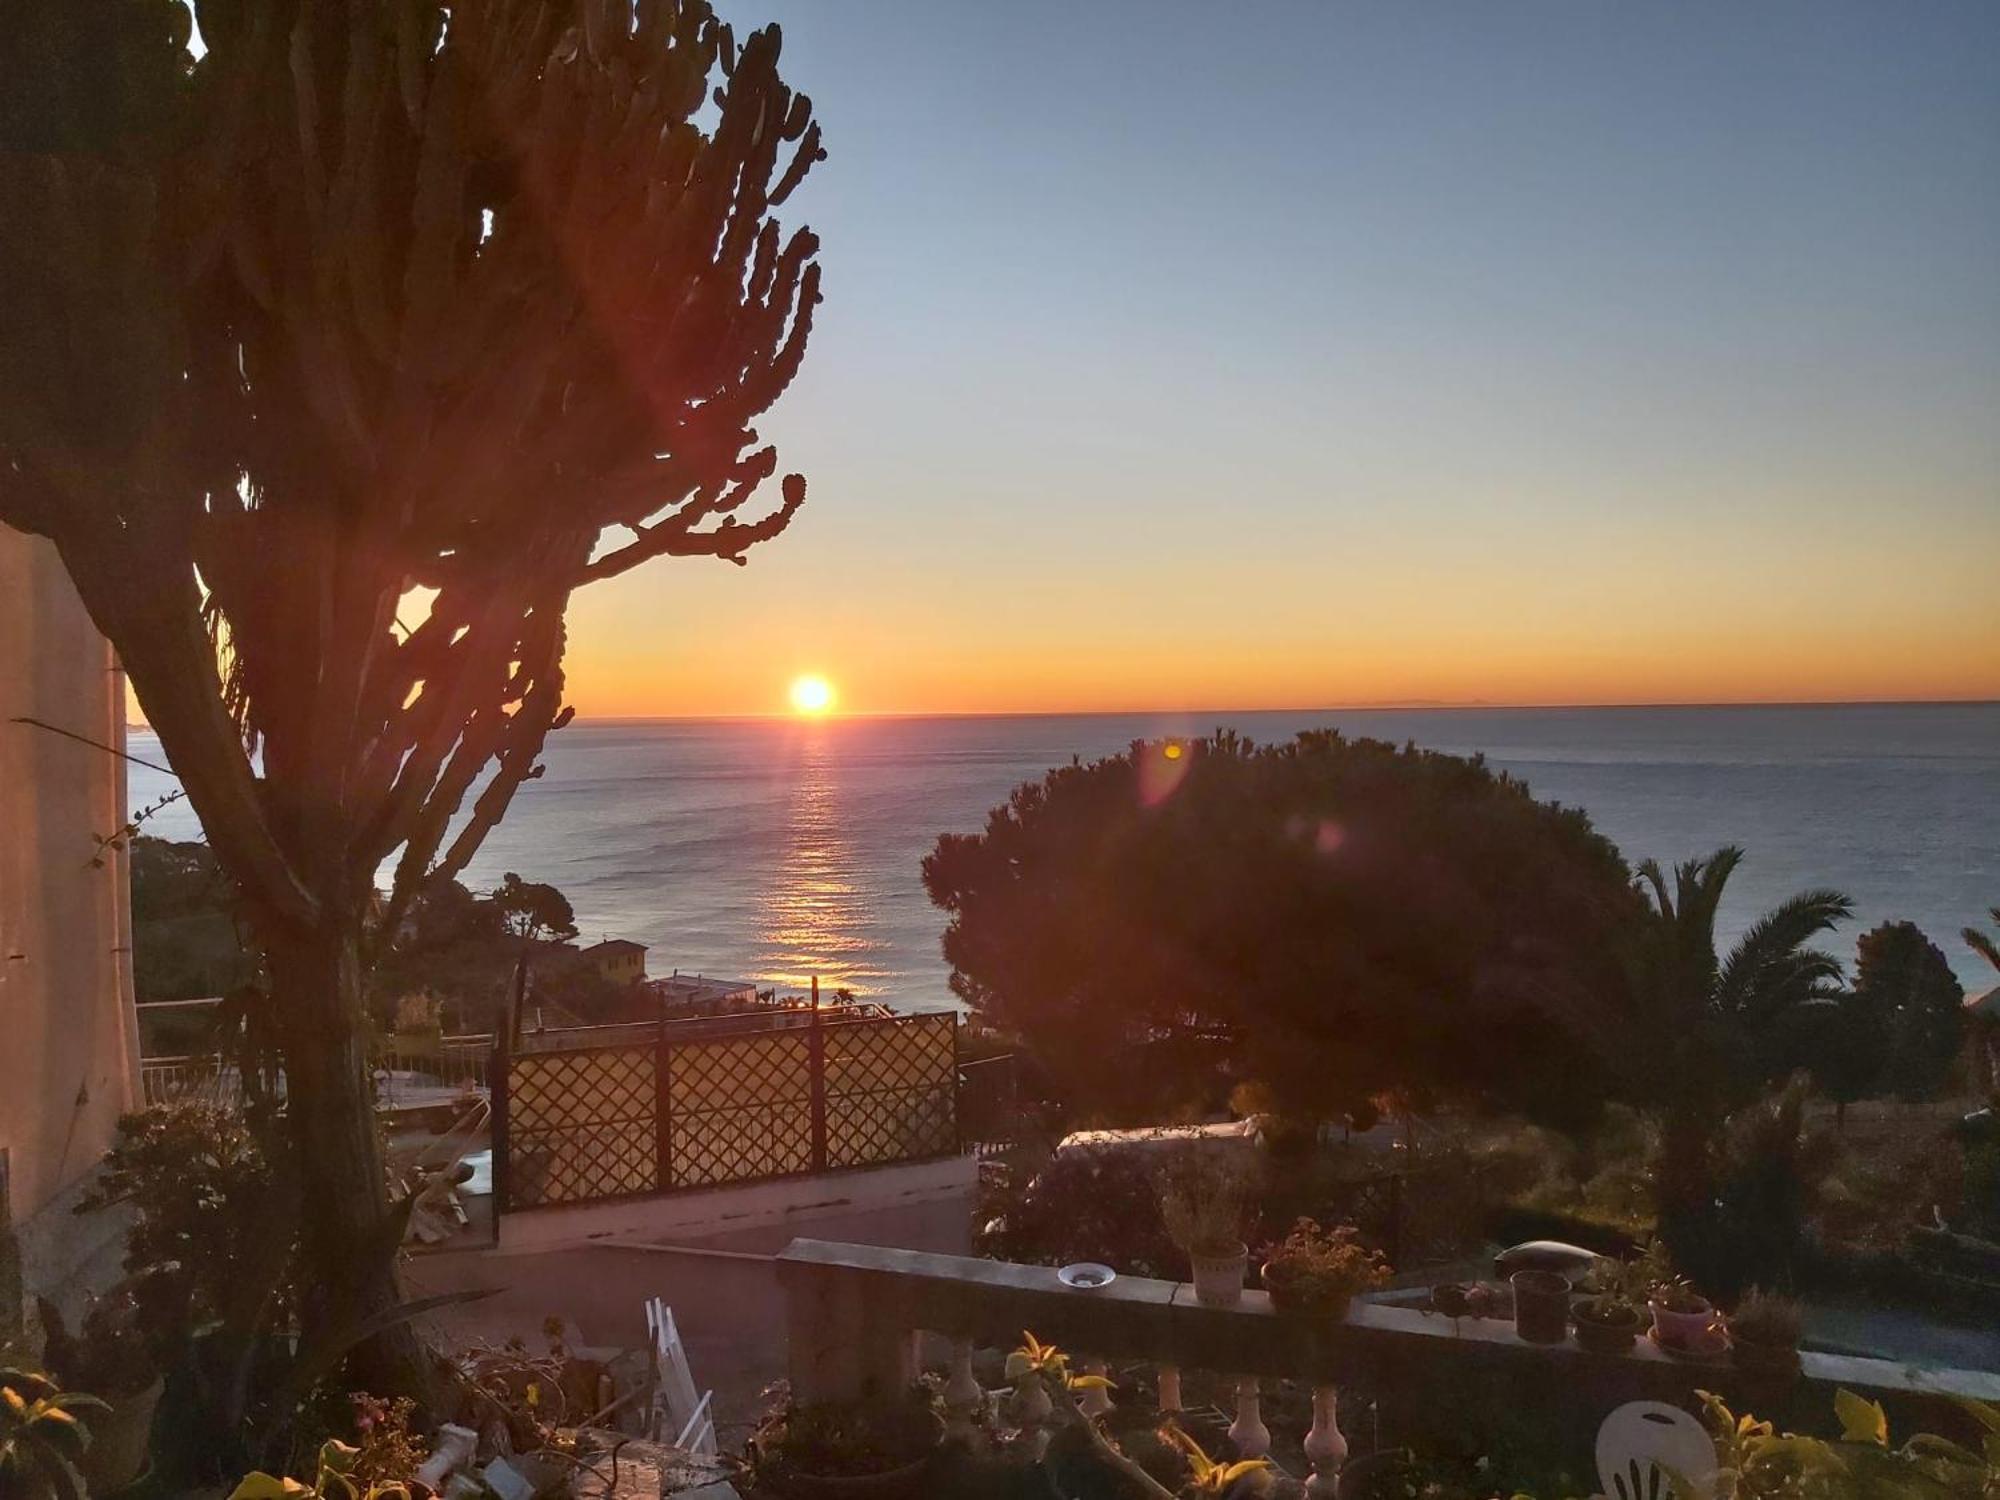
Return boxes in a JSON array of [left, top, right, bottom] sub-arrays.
[[1953, 1398, 2000, 1437], [1834, 1389, 1889, 1447], [226, 1473, 311, 1500]]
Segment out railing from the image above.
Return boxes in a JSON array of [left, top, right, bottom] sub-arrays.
[[957, 1053, 1023, 1156], [775, 1239, 2000, 1498], [139, 1053, 230, 1107], [495, 1009, 961, 1211], [375, 1032, 494, 1096]]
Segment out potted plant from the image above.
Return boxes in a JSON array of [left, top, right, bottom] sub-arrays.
[[36, 1290, 161, 1494], [1508, 1270, 1570, 1345], [750, 1389, 945, 1499], [1726, 1289, 1804, 1378], [1156, 1150, 1251, 1308], [1259, 1220, 1389, 1321], [1647, 1277, 1720, 1353], [0, 1368, 108, 1500], [1570, 1257, 1643, 1355], [1158, 1424, 1275, 1498]]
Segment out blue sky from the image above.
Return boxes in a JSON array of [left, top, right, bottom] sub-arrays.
[[284, 2, 2000, 711]]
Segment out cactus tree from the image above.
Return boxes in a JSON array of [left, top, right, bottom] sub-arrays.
[[0, 0, 824, 1398]]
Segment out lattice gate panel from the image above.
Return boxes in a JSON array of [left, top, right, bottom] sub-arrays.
[[667, 1030, 815, 1187], [506, 1046, 659, 1207], [823, 1013, 957, 1169]]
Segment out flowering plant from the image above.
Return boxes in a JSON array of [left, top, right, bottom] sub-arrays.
[[1260, 1219, 1389, 1316]]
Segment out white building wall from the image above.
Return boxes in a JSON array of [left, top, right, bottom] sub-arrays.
[[0, 523, 140, 1309]]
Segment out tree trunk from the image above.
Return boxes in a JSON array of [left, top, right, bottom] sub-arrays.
[[266, 923, 435, 1405]]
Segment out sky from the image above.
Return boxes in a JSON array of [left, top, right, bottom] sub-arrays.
[[525, 4, 1991, 714]]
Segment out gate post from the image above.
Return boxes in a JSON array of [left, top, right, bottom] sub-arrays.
[[491, 1031, 510, 1224], [655, 1018, 673, 1194], [808, 976, 828, 1172]]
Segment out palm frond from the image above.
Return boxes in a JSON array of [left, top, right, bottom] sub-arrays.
[[1635, 858, 1673, 920], [1965, 924, 2000, 977], [1719, 888, 1853, 1015]]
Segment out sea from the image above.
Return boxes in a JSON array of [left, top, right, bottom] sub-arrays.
[[126, 703, 1999, 1007]]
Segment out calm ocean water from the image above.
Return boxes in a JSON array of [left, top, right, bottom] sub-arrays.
[[128, 703, 1999, 1005]]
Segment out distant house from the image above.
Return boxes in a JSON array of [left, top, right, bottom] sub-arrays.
[[582, 938, 648, 984], [652, 972, 760, 1013]]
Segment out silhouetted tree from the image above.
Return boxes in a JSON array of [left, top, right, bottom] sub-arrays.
[[1, 0, 824, 1399], [1853, 921, 1964, 1100], [1622, 847, 1850, 1269], [493, 871, 578, 944], [1966, 907, 2000, 1096], [924, 732, 1646, 1128]]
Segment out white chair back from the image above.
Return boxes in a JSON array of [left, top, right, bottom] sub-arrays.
[[645, 1297, 711, 1451], [1595, 1401, 1716, 1500]]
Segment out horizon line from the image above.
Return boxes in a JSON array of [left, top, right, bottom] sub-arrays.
[[560, 694, 2000, 725], [125, 694, 2000, 735]]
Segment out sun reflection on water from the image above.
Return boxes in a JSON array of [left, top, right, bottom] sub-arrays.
[[754, 727, 886, 996]]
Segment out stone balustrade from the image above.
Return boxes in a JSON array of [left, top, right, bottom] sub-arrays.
[[776, 1238, 2000, 1496]]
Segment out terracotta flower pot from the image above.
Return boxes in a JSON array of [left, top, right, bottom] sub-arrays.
[[754, 1410, 945, 1500], [1510, 1270, 1570, 1345], [1572, 1303, 1641, 1354], [1261, 1262, 1354, 1322], [1650, 1295, 1719, 1350], [1190, 1243, 1248, 1308], [1729, 1334, 1802, 1379]]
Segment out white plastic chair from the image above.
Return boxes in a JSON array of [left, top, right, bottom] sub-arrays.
[[645, 1297, 715, 1454], [1595, 1401, 1717, 1500]]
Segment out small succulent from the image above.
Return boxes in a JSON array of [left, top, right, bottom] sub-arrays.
[[1159, 1423, 1274, 1497], [0, 1369, 108, 1500], [1004, 1332, 1112, 1396]]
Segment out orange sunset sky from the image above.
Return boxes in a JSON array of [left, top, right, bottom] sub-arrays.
[[552, 1, 2000, 719]]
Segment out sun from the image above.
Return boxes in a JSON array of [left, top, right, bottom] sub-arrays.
[[789, 673, 836, 715]]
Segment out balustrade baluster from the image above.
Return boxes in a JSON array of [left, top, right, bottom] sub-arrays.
[[943, 1337, 983, 1435], [1303, 1385, 1347, 1498], [1016, 1372, 1054, 1458], [1228, 1375, 1270, 1459], [1076, 1358, 1114, 1417]]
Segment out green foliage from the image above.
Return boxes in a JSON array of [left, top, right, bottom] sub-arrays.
[[1627, 851, 1851, 1284], [35, 1287, 153, 1398], [978, 1149, 1184, 1277], [0, 1369, 108, 1500], [369, 877, 628, 1032], [227, 1437, 411, 1500], [75, 1105, 295, 1372], [491, 874, 577, 945], [1156, 1424, 1273, 1497], [1854, 922, 1967, 1102], [1260, 1218, 1391, 1314], [755, 1392, 940, 1482], [1727, 1288, 1804, 1348], [1701, 1387, 2000, 1499], [130, 836, 258, 1006], [925, 731, 1643, 1127], [1680, 1077, 1840, 1297]]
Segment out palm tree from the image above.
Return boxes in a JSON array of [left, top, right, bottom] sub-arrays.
[[1965, 907, 2000, 1094], [1966, 907, 2000, 977], [1626, 847, 1851, 1262], [1632, 846, 1852, 1036]]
